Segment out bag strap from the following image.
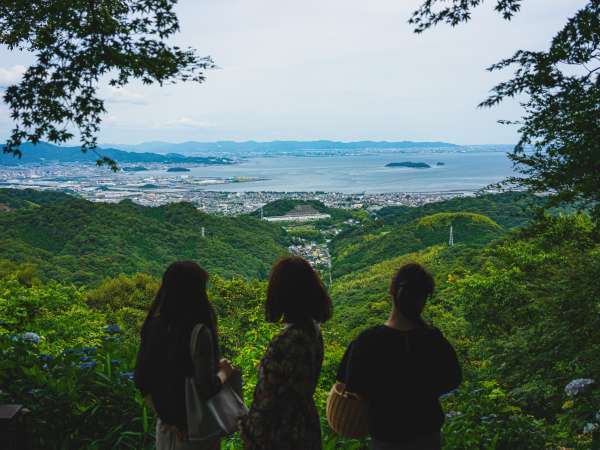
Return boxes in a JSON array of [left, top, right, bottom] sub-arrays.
[[344, 340, 361, 392], [189, 323, 205, 368]]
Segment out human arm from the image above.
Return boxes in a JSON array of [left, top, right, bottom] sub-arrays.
[[431, 332, 462, 396], [336, 336, 370, 396]]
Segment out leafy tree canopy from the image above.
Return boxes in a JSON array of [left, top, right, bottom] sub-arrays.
[[0, 0, 214, 169], [410, 0, 524, 32], [412, 0, 600, 220]]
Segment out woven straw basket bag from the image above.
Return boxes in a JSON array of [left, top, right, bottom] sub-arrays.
[[326, 382, 369, 439]]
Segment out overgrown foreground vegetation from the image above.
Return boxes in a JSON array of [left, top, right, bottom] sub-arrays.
[[0, 190, 598, 449]]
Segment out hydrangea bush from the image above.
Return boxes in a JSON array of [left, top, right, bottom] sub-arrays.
[[0, 328, 152, 449]]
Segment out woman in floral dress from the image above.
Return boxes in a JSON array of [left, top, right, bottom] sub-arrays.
[[240, 256, 333, 450]]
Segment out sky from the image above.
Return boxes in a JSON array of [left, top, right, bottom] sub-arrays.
[[0, 0, 588, 145]]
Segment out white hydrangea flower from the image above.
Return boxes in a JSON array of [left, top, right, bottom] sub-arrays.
[[445, 411, 462, 419], [564, 378, 595, 397], [20, 332, 41, 344]]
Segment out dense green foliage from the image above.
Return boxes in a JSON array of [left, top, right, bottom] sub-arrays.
[[0, 191, 598, 449], [330, 244, 476, 344], [457, 215, 600, 414], [0, 188, 73, 210], [412, 0, 600, 219], [0, 189, 289, 284], [376, 192, 543, 228], [330, 193, 544, 277], [331, 212, 504, 277]]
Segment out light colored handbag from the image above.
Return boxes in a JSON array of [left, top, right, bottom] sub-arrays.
[[186, 324, 248, 441], [206, 376, 248, 435], [326, 381, 369, 439]]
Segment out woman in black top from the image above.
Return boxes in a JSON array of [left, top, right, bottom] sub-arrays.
[[336, 263, 462, 450], [134, 261, 234, 450]]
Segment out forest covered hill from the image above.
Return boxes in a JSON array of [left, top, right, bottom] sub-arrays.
[[329, 192, 544, 276], [0, 189, 598, 449], [330, 211, 504, 276], [0, 189, 289, 283], [375, 192, 543, 228]]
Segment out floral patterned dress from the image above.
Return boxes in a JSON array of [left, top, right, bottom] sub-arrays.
[[240, 321, 324, 450]]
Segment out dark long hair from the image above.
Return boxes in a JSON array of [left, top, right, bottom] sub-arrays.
[[266, 256, 332, 324], [390, 263, 434, 327], [142, 261, 218, 373]]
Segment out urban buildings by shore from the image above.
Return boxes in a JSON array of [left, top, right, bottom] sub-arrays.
[[0, 162, 475, 215]]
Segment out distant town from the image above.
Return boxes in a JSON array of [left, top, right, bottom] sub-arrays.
[[0, 162, 474, 215]]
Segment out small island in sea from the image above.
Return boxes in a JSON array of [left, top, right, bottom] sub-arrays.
[[122, 166, 148, 172], [167, 167, 191, 172], [386, 161, 431, 169]]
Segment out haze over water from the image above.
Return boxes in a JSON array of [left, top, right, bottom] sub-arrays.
[[135, 149, 515, 193]]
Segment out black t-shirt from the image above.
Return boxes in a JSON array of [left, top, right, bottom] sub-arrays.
[[336, 325, 462, 444]]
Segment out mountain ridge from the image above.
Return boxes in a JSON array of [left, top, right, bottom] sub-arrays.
[[100, 139, 461, 154], [0, 189, 288, 283], [0, 142, 233, 165]]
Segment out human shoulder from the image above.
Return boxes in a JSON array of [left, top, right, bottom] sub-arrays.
[[351, 325, 388, 348], [354, 324, 445, 346], [417, 325, 456, 352], [421, 325, 446, 340], [267, 323, 318, 357], [282, 322, 320, 343]]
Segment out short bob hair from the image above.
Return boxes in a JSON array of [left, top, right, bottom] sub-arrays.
[[266, 256, 332, 324]]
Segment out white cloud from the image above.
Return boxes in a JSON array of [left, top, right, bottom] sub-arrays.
[[100, 114, 215, 131], [103, 114, 120, 125], [0, 65, 26, 87], [163, 117, 215, 129], [0, 0, 584, 144], [105, 86, 147, 105]]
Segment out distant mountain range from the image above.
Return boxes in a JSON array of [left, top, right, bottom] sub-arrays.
[[0, 142, 233, 166], [100, 140, 460, 155]]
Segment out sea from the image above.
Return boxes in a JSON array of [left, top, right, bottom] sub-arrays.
[[132, 148, 515, 193]]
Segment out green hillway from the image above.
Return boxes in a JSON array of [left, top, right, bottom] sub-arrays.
[[0, 189, 598, 449]]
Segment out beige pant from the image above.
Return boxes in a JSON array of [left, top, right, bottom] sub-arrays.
[[155, 419, 220, 450]]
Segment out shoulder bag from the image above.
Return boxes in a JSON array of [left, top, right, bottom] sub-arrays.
[[326, 343, 369, 438], [186, 324, 248, 441], [326, 382, 369, 438]]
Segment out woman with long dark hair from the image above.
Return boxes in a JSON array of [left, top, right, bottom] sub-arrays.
[[336, 262, 462, 450], [240, 256, 332, 450], [134, 261, 233, 450]]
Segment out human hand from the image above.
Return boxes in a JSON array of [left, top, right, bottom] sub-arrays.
[[218, 358, 234, 383], [160, 423, 187, 442]]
